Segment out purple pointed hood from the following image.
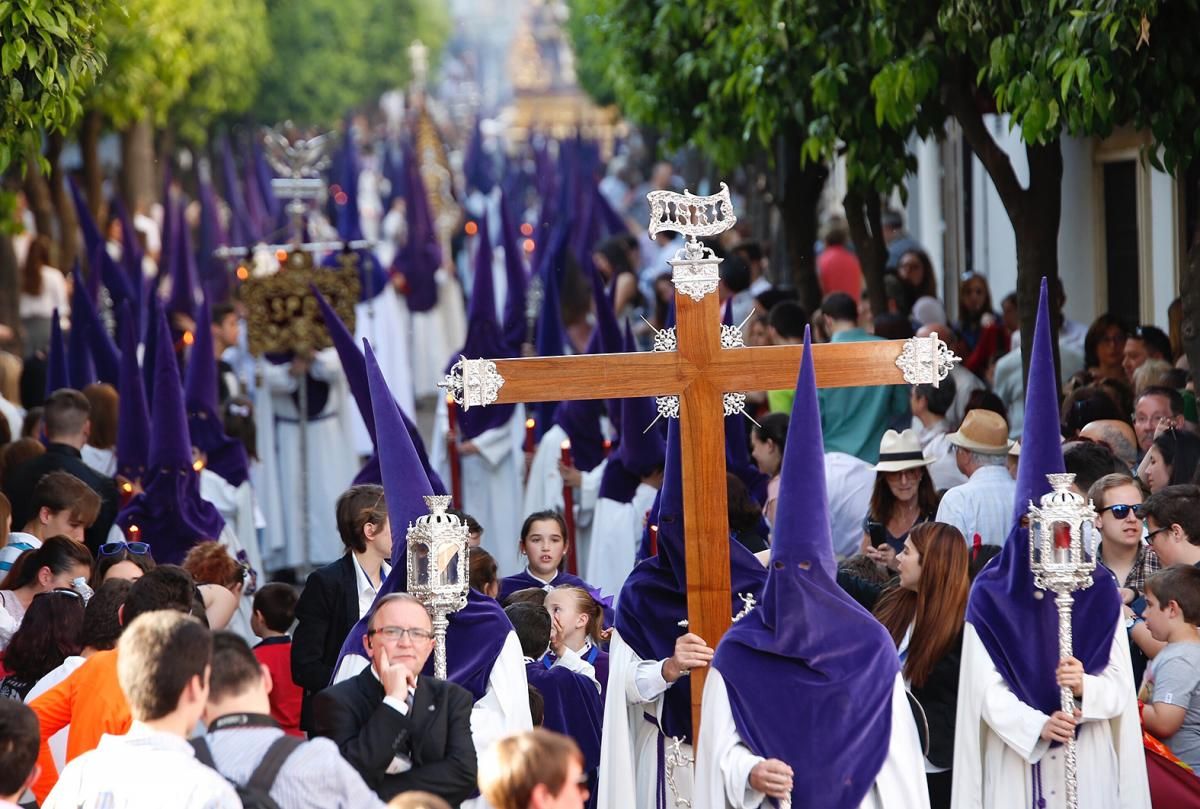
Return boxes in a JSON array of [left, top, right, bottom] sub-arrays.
[[615, 418, 766, 743], [335, 341, 512, 699], [67, 178, 103, 263], [197, 172, 231, 305], [396, 141, 441, 313], [721, 304, 768, 504], [463, 118, 495, 195], [167, 202, 199, 318], [312, 287, 445, 494], [966, 279, 1120, 715], [118, 298, 225, 562], [115, 303, 149, 483], [499, 190, 529, 355], [550, 310, 607, 472], [531, 220, 571, 440], [711, 328, 898, 808], [45, 309, 70, 396], [69, 259, 117, 387], [220, 136, 254, 247], [184, 298, 249, 487], [455, 213, 516, 440], [597, 394, 663, 503], [335, 129, 364, 242], [111, 197, 144, 309]]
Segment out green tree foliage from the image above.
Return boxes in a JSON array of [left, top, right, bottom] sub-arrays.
[[253, 0, 449, 127], [0, 0, 109, 173]]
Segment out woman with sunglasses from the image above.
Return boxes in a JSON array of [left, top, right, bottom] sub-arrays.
[[1090, 474, 1160, 685], [0, 536, 92, 651], [860, 429, 939, 570], [90, 541, 155, 587], [0, 587, 84, 700]]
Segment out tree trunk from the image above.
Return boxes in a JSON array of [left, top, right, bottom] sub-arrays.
[[777, 133, 827, 313], [120, 116, 156, 213], [23, 149, 56, 246], [155, 125, 176, 199], [0, 233, 21, 356], [1181, 164, 1200, 376], [80, 108, 105, 217], [944, 65, 1063, 387], [844, 184, 888, 320], [47, 133, 79, 273]]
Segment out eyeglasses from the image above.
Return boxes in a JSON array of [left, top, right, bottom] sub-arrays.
[[1145, 525, 1172, 544], [368, 626, 435, 642], [1100, 504, 1143, 520], [98, 541, 151, 557]]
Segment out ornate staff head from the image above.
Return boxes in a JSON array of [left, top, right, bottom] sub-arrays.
[[406, 495, 470, 679], [646, 182, 736, 301], [1028, 473, 1098, 595]]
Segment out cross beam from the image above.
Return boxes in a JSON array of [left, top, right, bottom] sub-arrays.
[[442, 184, 954, 739]]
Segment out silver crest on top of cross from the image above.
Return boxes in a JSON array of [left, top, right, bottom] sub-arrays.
[[647, 182, 737, 302]]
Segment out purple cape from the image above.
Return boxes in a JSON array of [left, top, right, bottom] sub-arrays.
[[712, 328, 897, 808], [497, 569, 613, 627], [334, 341, 511, 700], [395, 142, 441, 313], [966, 279, 1120, 716], [525, 661, 603, 770], [616, 419, 766, 743]]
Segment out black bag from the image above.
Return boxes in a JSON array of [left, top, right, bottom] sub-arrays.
[[191, 734, 304, 809]]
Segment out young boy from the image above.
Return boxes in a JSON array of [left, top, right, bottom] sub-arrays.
[[0, 471, 100, 573], [1140, 564, 1200, 771], [251, 582, 304, 737], [0, 700, 40, 809]]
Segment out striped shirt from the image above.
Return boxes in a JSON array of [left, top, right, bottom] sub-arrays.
[[0, 533, 40, 573], [201, 724, 386, 809]]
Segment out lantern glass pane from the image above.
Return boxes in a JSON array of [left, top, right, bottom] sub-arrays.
[[412, 544, 431, 587]]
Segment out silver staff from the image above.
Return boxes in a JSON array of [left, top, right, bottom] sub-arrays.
[[1028, 472, 1098, 809], [406, 495, 470, 679]]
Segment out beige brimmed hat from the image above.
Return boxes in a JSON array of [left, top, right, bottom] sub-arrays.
[[874, 429, 934, 472], [947, 409, 1013, 455]]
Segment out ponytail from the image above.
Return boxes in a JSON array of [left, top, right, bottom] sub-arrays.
[[0, 536, 92, 591], [556, 585, 608, 645]]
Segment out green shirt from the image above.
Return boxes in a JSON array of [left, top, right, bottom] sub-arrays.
[[816, 328, 910, 464]]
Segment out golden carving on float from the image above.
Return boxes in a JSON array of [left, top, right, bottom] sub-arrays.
[[241, 250, 360, 356]]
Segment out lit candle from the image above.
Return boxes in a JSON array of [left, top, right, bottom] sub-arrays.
[[446, 393, 458, 435], [525, 418, 536, 453], [560, 439, 572, 467], [649, 524, 659, 556], [1053, 523, 1071, 564], [602, 438, 612, 457]]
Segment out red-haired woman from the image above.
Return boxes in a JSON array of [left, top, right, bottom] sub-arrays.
[[873, 521, 970, 809]]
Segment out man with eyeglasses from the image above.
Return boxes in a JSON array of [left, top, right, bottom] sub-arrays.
[[1090, 474, 1160, 684], [1132, 386, 1187, 455], [312, 593, 476, 806]]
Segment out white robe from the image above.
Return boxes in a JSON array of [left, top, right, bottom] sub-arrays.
[[254, 349, 359, 570], [951, 621, 1150, 809], [333, 630, 532, 765], [694, 669, 930, 809], [351, 284, 416, 456], [522, 424, 607, 578], [431, 396, 525, 577], [410, 270, 467, 399], [586, 482, 658, 604], [597, 629, 694, 809]]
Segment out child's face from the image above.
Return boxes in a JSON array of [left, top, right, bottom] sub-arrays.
[[1143, 591, 1174, 642], [545, 590, 586, 639], [523, 519, 566, 577]]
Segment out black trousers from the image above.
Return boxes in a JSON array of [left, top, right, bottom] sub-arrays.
[[926, 769, 953, 809]]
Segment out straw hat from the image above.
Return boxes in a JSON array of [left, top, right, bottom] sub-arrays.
[[947, 410, 1013, 455], [874, 429, 934, 472]]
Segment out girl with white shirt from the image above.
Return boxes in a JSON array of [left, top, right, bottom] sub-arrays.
[[18, 235, 68, 357]]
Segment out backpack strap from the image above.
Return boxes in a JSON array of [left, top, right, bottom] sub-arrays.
[[245, 735, 304, 796], [190, 736, 218, 769]]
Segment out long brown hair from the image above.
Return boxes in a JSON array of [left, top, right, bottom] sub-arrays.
[[867, 467, 938, 524], [21, 234, 52, 296], [872, 522, 969, 688]]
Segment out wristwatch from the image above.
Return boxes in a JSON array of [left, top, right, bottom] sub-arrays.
[[1125, 615, 1144, 630]]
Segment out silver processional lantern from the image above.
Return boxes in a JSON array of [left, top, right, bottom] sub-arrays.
[[406, 495, 470, 680], [1027, 472, 1098, 809]]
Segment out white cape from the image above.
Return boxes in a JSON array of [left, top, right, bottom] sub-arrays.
[[430, 397, 525, 577], [694, 668, 928, 809], [597, 628, 693, 809], [950, 620, 1149, 809], [352, 284, 416, 456], [410, 270, 467, 399], [586, 482, 658, 605]]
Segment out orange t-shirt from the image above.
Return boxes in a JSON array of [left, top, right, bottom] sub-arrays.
[[28, 649, 131, 802]]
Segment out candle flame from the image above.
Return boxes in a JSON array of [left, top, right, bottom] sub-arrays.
[[525, 418, 535, 429], [182, 331, 194, 346], [235, 265, 250, 281], [560, 440, 571, 450], [275, 249, 288, 262], [129, 524, 140, 535], [446, 393, 456, 406], [121, 482, 133, 493], [464, 221, 478, 236], [193, 459, 205, 472]]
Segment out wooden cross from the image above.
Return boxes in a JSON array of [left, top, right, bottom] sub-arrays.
[[442, 183, 955, 737]]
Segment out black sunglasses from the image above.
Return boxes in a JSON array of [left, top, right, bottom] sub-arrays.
[[98, 541, 152, 558], [1100, 504, 1143, 520], [1145, 525, 1172, 544]]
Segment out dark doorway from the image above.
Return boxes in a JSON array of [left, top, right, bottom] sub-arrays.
[[1102, 160, 1140, 325]]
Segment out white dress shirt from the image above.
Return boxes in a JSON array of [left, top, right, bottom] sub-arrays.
[[913, 418, 968, 492], [934, 465, 1017, 547], [353, 556, 392, 620], [824, 451, 876, 558], [44, 722, 241, 809]]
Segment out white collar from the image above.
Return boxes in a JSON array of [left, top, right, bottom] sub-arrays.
[[525, 566, 556, 588], [354, 555, 392, 595]]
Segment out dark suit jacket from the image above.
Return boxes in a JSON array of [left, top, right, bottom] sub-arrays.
[[291, 554, 359, 732], [908, 630, 963, 770], [5, 443, 119, 554], [312, 667, 477, 806]]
